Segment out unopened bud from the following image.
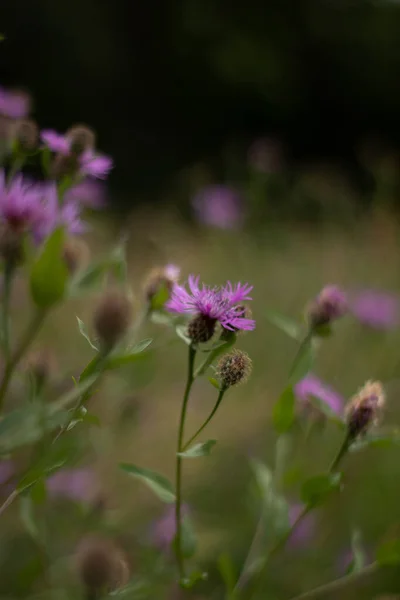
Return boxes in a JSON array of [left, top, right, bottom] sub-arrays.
[[217, 349, 252, 390], [188, 314, 216, 344], [11, 119, 38, 152], [50, 152, 80, 180], [345, 380, 385, 440], [93, 290, 132, 350], [25, 348, 55, 390], [75, 535, 129, 595], [307, 285, 347, 329], [143, 264, 180, 309], [63, 238, 90, 275], [0, 224, 24, 266], [66, 124, 96, 156]]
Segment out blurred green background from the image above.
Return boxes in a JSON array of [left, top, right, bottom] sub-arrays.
[[1, 1, 400, 599]]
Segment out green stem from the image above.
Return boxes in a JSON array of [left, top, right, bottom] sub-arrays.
[[287, 562, 379, 600], [288, 330, 313, 380], [0, 309, 46, 410], [175, 344, 196, 580], [182, 389, 225, 451], [1, 262, 15, 364]]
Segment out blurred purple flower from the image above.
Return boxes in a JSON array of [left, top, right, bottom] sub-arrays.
[[64, 179, 107, 209], [0, 171, 44, 233], [32, 183, 87, 242], [247, 138, 283, 174], [295, 374, 344, 415], [164, 264, 180, 282], [47, 467, 98, 503], [287, 504, 316, 548], [350, 289, 399, 330], [41, 130, 70, 155], [166, 275, 255, 331], [192, 185, 244, 230], [151, 504, 189, 551], [308, 285, 348, 328], [0, 87, 30, 119]]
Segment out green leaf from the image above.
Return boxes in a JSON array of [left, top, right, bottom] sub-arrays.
[[77, 317, 98, 351], [180, 570, 208, 589], [30, 227, 68, 308], [250, 459, 290, 539], [208, 377, 220, 390], [301, 472, 342, 507], [30, 479, 47, 505], [19, 495, 40, 540], [66, 406, 101, 431], [289, 338, 314, 385], [272, 387, 295, 433], [377, 538, 400, 566], [266, 310, 302, 340], [178, 440, 217, 458], [175, 324, 191, 345], [48, 375, 98, 414], [150, 284, 170, 311], [120, 463, 175, 503], [349, 432, 400, 453], [0, 406, 68, 454], [307, 394, 346, 429], [104, 339, 153, 370]]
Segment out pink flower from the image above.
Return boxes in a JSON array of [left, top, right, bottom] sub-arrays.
[[192, 185, 244, 229], [350, 289, 399, 330], [295, 374, 344, 415]]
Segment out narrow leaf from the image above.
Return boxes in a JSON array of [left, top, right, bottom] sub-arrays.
[[208, 377, 220, 390], [178, 440, 217, 458], [30, 227, 68, 308], [77, 317, 98, 351], [120, 463, 175, 503], [175, 324, 191, 345], [272, 387, 295, 433], [266, 310, 302, 340], [250, 459, 290, 539]]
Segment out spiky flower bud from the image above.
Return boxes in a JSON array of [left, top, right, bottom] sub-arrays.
[[345, 380, 385, 440], [217, 349, 252, 390], [10, 118, 38, 152], [75, 535, 129, 596], [66, 124, 96, 156], [93, 290, 132, 351], [307, 285, 347, 329], [63, 238, 90, 275], [188, 314, 216, 344], [143, 264, 180, 308]]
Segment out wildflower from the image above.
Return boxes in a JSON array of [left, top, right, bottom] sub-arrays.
[[217, 350, 252, 389], [75, 535, 130, 595], [307, 285, 348, 329], [345, 380, 385, 440], [192, 185, 244, 229], [167, 276, 255, 343], [295, 374, 344, 415], [0, 87, 30, 119], [143, 263, 180, 307], [66, 124, 96, 155], [64, 179, 107, 209], [350, 289, 399, 330], [93, 290, 133, 350], [0, 171, 43, 234]]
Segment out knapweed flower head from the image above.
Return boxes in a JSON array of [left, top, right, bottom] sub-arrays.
[[0, 86, 30, 119], [307, 284, 348, 329], [41, 128, 113, 179], [350, 289, 399, 330], [295, 374, 344, 415], [93, 289, 133, 350], [75, 535, 130, 594], [217, 349, 252, 389], [345, 380, 385, 440], [192, 185, 244, 230], [143, 263, 180, 307], [167, 275, 255, 343], [0, 171, 43, 234]]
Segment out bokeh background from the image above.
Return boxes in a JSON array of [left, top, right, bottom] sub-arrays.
[[2, 1, 400, 599]]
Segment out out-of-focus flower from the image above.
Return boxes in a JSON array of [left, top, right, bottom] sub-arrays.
[[143, 264, 180, 308], [64, 179, 107, 209], [287, 503, 316, 548], [295, 374, 344, 415], [350, 289, 400, 330], [307, 285, 348, 329], [247, 137, 283, 174], [345, 380, 385, 440], [47, 468, 99, 503], [32, 183, 87, 242], [151, 504, 189, 551], [0, 171, 43, 233], [192, 185, 244, 229], [75, 535, 130, 594], [0, 87, 30, 119], [167, 276, 255, 342]]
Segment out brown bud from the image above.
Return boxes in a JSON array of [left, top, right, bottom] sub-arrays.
[[345, 380, 385, 440], [50, 152, 80, 180], [63, 238, 90, 275], [93, 290, 133, 350], [10, 119, 38, 152], [75, 535, 129, 595], [188, 314, 216, 344], [217, 349, 252, 389], [66, 124, 96, 156]]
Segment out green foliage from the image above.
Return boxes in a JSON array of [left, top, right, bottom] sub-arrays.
[[30, 228, 68, 308], [301, 473, 342, 507], [178, 439, 217, 458], [120, 463, 176, 503], [272, 386, 295, 433]]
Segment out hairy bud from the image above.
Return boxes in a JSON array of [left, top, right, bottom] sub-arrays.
[[217, 349, 252, 390], [188, 314, 216, 344], [75, 535, 129, 595], [345, 380, 385, 440], [66, 124, 96, 156], [93, 290, 132, 350], [307, 285, 347, 329], [63, 238, 90, 275], [11, 119, 38, 152]]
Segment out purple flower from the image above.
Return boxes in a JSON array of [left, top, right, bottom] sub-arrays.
[[0, 87, 30, 119], [307, 285, 348, 328], [295, 374, 344, 414], [151, 504, 189, 551], [164, 264, 180, 282], [350, 289, 399, 330], [47, 467, 98, 503], [64, 179, 107, 208], [0, 171, 43, 232], [166, 275, 255, 331], [192, 185, 244, 230], [41, 130, 70, 155], [288, 503, 316, 548], [32, 183, 87, 242]]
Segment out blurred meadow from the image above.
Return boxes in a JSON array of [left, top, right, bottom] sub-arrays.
[[2, 1, 400, 599]]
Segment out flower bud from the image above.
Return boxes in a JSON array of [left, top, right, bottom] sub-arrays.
[[307, 285, 347, 329], [75, 535, 129, 596], [66, 124, 96, 156], [188, 314, 216, 344], [345, 380, 385, 441], [217, 349, 252, 390], [10, 119, 38, 152], [143, 264, 180, 309], [63, 238, 90, 275], [93, 290, 132, 351]]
